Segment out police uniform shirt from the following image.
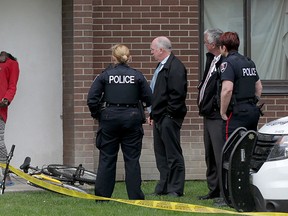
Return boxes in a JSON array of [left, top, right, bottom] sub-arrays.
[[87, 63, 152, 114], [220, 51, 259, 99]]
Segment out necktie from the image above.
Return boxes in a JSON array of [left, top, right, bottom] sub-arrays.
[[199, 57, 218, 104], [150, 63, 163, 93]]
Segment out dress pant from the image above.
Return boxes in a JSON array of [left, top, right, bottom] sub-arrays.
[[203, 117, 224, 197], [153, 116, 185, 195]]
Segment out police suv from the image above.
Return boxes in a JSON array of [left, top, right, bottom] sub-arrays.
[[221, 116, 288, 213], [250, 116, 288, 212]]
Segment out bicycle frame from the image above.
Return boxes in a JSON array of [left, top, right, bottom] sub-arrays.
[[1, 152, 93, 195], [19, 157, 94, 193], [20, 157, 62, 184]]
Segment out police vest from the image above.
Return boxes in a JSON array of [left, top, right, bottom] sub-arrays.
[[229, 54, 258, 101], [104, 68, 140, 104]]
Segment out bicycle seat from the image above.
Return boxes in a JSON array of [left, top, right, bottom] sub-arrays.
[[20, 157, 31, 173]]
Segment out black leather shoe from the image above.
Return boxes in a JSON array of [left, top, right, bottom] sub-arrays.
[[197, 193, 219, 200], [167, 192, 183, 197]]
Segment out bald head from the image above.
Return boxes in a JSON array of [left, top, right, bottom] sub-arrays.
[[153, 37, 172, 51], [151, 36, 172, 62]]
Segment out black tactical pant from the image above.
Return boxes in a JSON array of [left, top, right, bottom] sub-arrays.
[[95, 106, 145, 200], [223, 103, 260, 141]]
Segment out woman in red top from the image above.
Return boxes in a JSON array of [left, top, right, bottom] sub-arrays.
[[0, 51, 20, 185]]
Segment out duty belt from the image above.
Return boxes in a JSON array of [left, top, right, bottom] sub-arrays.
[[106, 103, 138, 108], [236, 98, 256, 104]]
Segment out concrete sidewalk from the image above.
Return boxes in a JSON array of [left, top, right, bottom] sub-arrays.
[[2, 175, 43, 193], [2, 174, 94, 193]]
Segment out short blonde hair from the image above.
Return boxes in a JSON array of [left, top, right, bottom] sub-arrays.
[[111, 44, 130, 64]]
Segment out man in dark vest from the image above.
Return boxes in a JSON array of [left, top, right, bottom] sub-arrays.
[[197, 28, 224, 200]]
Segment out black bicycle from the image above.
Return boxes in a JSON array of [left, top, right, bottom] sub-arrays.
[[46, 163, 97, 185], [19, 157, 97, 193]]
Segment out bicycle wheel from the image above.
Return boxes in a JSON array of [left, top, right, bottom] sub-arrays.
[[41, 165, 75, 184], [47, 164, 96, 184]]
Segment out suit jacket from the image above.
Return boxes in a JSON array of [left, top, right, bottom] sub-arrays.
[[150, 53, 187, 122]]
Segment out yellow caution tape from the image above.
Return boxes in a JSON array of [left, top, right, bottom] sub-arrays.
[[33, 173, 63, 184], [1, 163, 287, 216]]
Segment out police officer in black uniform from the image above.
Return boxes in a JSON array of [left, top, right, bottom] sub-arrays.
[[87, 44, 152, 200], [219, 32, 263, 141]]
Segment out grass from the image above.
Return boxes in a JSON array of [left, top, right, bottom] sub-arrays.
[[1, 180, 241, 216]]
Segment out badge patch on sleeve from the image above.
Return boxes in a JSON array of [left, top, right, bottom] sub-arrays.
[[220, 62, 227, 73]]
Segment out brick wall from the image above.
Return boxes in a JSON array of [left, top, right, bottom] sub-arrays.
[[63, 0, 97, 169], [62, 0, 288, 180], [258, 95, 288, 127], [91, 0, 203, 180]]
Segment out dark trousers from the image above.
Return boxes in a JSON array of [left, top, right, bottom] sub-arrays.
[[153, 116, 185, 195], [95, 107, 145, 200], [223, 103, 260, 141], [203, 117, 224, 197]]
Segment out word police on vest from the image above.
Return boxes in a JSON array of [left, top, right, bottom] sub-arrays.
[[242, 68, 257, 76], [109, 75, 135, 84]]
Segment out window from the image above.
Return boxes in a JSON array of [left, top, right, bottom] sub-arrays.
[[201, 0, 288, 94]]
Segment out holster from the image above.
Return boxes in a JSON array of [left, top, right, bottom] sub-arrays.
[[257, 103, 265, 116], [138, 101, 146, 123]]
